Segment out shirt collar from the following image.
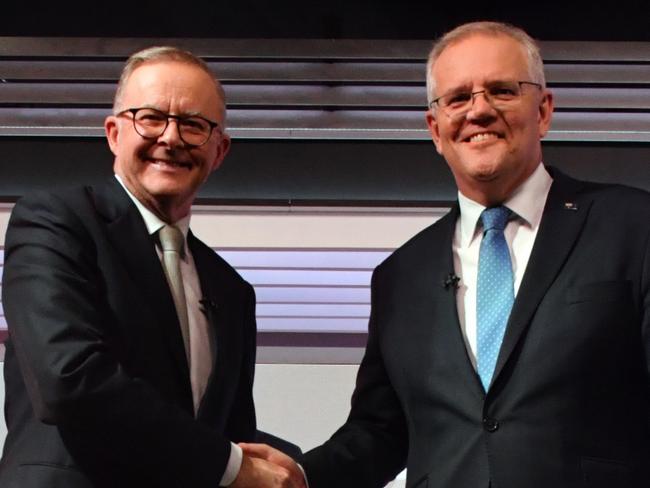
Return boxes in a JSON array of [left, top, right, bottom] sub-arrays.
[[457, 163, 553, 247], [114, 174, 191, 240]]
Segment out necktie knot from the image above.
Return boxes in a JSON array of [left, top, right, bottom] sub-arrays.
[[159, 225, 185, 256], [480, 206, 510, 233]]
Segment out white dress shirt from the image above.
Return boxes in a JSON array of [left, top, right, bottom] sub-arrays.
[[115, 175, 242, 486], [452, 163, 553, 369]]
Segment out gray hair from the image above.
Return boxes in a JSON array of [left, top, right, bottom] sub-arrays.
[[425, 21, 546, 107], [113, 46, 227, 127]]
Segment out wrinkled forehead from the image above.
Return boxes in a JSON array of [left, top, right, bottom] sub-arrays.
[[122, 60, 224, 119], [432, 34, 532, 90]]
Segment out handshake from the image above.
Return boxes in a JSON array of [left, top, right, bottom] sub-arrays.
[[230, 443, 308, 488]]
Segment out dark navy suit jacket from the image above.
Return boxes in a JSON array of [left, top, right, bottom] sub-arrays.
[[302, 168, 650, 488]]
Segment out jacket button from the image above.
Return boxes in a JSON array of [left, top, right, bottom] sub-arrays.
[[483, 418, 499, 432]]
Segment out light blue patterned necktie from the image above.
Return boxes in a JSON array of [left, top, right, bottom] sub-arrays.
[[477, 206, 514, 391]]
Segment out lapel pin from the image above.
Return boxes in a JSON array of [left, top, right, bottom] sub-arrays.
[[563, 202, 578, 211]]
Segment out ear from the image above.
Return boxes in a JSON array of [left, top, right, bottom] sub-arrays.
[[425, 109, 444, 155], [105, 115, 120, 156], [537, 89, 554, 139], [209, 133, 231, 172]]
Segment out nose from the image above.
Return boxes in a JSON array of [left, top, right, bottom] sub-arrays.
[[465, 90, 496, 121], [157, 118, 184, 147]]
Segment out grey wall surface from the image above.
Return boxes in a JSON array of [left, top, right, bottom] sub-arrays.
[[1, 38, 650, 204]]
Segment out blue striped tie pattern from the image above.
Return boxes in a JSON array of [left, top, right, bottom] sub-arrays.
[[477, 206, 514, 391]]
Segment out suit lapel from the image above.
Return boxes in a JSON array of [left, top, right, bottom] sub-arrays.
[[189, 233, 223, 370], [491, 169, 592, 388], [90, 179, 191, 394], [189, 234, 236, 422], [424, 206, 487, 399]]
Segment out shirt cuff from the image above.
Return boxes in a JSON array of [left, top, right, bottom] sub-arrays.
[[219, 442, 243, 486], [297, 462, 310, 488]]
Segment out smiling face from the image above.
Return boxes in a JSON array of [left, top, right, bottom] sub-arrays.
[[105, 60, 230, 222], [425, 33, 553, 206]]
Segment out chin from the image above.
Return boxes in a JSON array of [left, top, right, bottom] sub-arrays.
[[469, 162, 503, 182], [141, 182, 184, 200]]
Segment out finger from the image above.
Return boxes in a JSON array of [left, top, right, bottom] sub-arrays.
[[239, 442, 273, 459]]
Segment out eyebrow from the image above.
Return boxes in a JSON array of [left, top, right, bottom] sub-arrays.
[[138, 105, 208, 118], [443, 79, 521, 92], [182, 110, 204, 118], [438, 81, 473, 95]]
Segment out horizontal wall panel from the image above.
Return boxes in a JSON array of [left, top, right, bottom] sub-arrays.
[[0, 139, 648, 205], [2, 38, 650, 142], [7, 60, 650, 86], [217, 249, 391, 269], [2, 38, 650, 62], [0, 138, 458, 204], [541, 41, 650, 62], [545, 64, 650, 84], [254, 286, 370, 304], [0, 83, 115, 105], [6, 83, 650, 111], [0, 38, 431, 59], [238, 269, 373, 287], [255, 345, 365, 364], [553, 87, 650, 110], [257, 303, 371, 317], [5, 109, 650, 142], [0, 212, 428, 340], [0, 245, 378, 336], [3, 60, 425, 84], [0, 211, 431, 339], [257, 317, 369, 333], [257, 332, 368, 348]]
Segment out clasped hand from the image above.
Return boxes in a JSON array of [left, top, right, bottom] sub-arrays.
[[229, 443, 307, 488]]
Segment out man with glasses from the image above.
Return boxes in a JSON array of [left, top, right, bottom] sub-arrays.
[[243, 21, 650, 488], [0, 47, 298, 488]]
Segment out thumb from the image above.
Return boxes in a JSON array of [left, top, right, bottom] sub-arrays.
[[239, 442, 274, 460]]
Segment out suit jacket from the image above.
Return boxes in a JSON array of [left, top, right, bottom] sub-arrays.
[[301, 168, 650, 488], [0, 178, 257, 488]]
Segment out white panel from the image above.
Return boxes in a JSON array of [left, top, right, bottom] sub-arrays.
[[191, 208, 442, 248], [253, 363, 407, 486], [238, 268, 372, 286], [216, 249, 390, 269], [0, 208, 10, 247], [257, 317, 368, 333], [254, 286, 369, 303], [257, 303, 370, 317], [253, 363, 359, 451]]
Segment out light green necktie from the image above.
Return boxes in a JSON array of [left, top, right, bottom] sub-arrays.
[[159, 225, 191, 364]]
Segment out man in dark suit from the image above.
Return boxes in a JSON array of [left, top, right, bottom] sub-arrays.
[[242, 21, 650, 488], [0, 47, 297, 488]]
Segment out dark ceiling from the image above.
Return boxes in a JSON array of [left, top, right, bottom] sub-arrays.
[[3, 0, 650, 41]]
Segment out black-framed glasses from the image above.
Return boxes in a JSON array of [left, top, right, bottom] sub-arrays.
[[429, 80, 542, 120], [117, 107, 220, 147]]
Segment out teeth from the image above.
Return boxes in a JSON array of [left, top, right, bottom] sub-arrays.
[[469, 133, 498, 143]]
